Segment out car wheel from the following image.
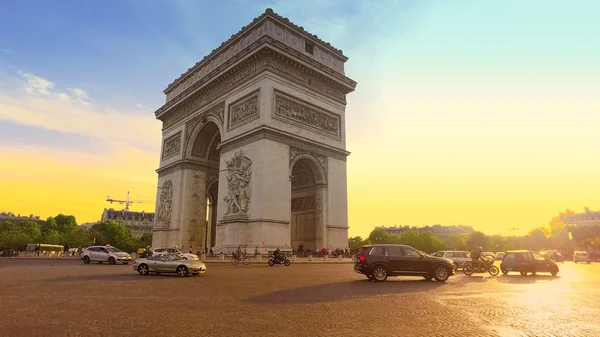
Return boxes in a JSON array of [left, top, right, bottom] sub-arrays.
[[520, 271, 528, 276], [137, 264, 149, 275], [82, 256, 90, 264], [372, 265, 388, 282], [433, 266, 450, 282], [176, 265, 189, 277], [501, 269, 508, 275], [108, 257, 116, 265]]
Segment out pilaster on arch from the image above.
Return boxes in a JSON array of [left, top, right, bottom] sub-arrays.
[[289, 148, 328, 186]]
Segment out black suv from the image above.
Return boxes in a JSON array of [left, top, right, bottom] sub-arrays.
[[354, 244, 455, 282]]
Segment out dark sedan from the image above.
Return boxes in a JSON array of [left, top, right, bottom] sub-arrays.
[[500, 250, 559, 276]]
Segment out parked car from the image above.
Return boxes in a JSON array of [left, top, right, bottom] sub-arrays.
[[500, 250, 559, 276], [573, 251, 591, 264], [431, 251, 471, 270], [354, 244, 455, 282], [81, 245, 132, 265], [134, 253, 206, 277], [152, 247, 199, 260], [495, 252, 505, 261]]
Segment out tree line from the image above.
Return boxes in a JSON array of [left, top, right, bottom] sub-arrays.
[[348, 218, 600, 254], [0, 215, 152, 253]]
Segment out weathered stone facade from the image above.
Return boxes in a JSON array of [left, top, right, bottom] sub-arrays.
[[152, 8, 356, 253]]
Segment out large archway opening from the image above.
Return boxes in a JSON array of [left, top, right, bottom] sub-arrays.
[[290, 157, 321, 254], [189, 121, 221, 252]]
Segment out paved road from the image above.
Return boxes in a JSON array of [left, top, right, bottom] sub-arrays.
[[0, 259, 598, 337]]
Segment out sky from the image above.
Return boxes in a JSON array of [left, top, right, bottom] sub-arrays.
[[1, 0, 599, 237]]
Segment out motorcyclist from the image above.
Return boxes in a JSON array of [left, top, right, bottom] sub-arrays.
[[471, 247, 484, 270], [273, 247, 281, 262]]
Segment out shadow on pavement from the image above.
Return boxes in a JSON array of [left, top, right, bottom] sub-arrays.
[[497, 274, 560, 284], [52, 272, 194, 282], [244, 279, 445, 304]]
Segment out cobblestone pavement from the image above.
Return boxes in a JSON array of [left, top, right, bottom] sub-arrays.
[[0, 259, 599, 337]]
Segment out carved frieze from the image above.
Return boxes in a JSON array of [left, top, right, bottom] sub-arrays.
[[155, 180, 173, 229], [157, 51, 348, 129], [162, 133, 182, 160], [274, 92, 340, 138], [228, 92, 260, 130], [291, 195, 316, 212], [223, 151, 253, 216], [290, 147, 327, 179]]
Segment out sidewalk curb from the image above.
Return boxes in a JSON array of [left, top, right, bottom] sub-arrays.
[[6, 257, 355, 264]]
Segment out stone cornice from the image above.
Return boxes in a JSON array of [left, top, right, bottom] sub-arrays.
[[164, 8, 347, 98], [218, 217, 290, 225], [156, 160, 219, 178], [218, 125, 350, 162], [155, 45, 356, 128]]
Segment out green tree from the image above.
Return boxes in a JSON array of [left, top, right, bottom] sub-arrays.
[[42, 230, 61, 244], [417, 231, 445, 253], [444, 234, 466, 250], [397, 230, 423, 249], [137, 233, 153, 249], [0, 225, 32, 250], [348, 236, 371, 251], [61, 229, 93, 248], [368, 228, 400, 244], [54, 214, 78, 233], [90, 221, 135, 252], [19, 221, 42, 240], [466, 231, 489, 250], [41, 217, 58, 235]]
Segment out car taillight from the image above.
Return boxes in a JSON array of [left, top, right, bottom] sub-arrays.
[[359, 248, 367, 263]]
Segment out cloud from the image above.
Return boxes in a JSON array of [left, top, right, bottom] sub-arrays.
[[0, 71, 162, 153]]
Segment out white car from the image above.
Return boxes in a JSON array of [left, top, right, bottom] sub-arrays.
[[152, 247, 199, 261], [431, 251, 471, 269], [573, 251, 591, 264], [81, 246, 132, 264]]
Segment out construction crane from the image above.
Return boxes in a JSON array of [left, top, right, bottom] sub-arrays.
[[106, 191, 148, 211]]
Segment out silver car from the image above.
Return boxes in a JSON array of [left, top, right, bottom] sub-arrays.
[[133, 254, 206, 277], [81, 245, 132, 265]]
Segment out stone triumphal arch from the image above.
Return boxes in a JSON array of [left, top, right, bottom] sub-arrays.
[[151, 9, 357, 254]]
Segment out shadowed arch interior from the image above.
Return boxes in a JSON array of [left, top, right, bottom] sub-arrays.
[[290, 157, 320, 252], [192, 122, 221, 161]]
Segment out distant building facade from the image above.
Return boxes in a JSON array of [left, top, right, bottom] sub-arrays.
[[0, 212, 44, 224], [560, 208, 600, 227], [100, 208, 154, 237], [379, 224, 475, 240]]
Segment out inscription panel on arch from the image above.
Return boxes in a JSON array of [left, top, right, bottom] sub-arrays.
[[272, 91, 341, 140]]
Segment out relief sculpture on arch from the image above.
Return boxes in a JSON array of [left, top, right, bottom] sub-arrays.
[[223, 151, 253, 216]]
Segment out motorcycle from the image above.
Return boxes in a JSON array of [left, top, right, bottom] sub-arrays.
[[268, 254, 291, 266], [463, 256, 499, 276]]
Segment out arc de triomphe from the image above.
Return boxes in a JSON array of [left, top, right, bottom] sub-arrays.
[[151, 9, 356, 254]]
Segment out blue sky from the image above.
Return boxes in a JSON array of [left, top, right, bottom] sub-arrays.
[[1, 0, 599, 234]]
